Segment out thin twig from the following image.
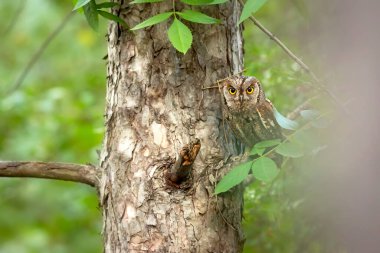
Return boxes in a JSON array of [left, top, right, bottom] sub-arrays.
[[286, 95, 319, 120], [217, 68, 247, 83], [248, 15, 316, 79], [202, 68, 246, 90], [237, 0, 344, 110], [2, 0, 25, 36], [247, 15, 345, 108], [201, 85, 219, 90], [0, 161, 98, 187], [5, 11, 74, 95]]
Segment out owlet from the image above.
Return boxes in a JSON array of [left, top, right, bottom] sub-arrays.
[[221, 75, 282, 149]]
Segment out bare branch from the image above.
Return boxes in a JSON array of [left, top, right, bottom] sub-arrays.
[[0, 161, 98, 187], [286, 95, 319, 120]]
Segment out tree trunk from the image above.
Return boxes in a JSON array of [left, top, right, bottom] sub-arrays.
[[99, 1, 245, 252]]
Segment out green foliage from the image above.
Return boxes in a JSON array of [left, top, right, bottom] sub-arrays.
[[97, 0, 227, 53], [130, 8, 220, 53], [207, 0, 229, 4], [96, 2, 119, 9], [73, 0, 92, 10], [168, 18, 193, 54], [275, 141, 304, 158], [130, 0, 163, 3], [180, 0, 214, 5], [176, 10, 220, 24], [130, 12, 173, 30], [251, 139, 282, 156], [251, 157, 279, 183], [97, 10, 128, 28], [215, 107, 330, 193], [76, 0, 267, 53], [214, 161, 252, 194], [0, 180, 101, 253], [180, 0, 230, 5], [181, 0, 228, 4], [239, 0, 268, 24], [76, 0, 128, 31], [0, 1, 105, 252], [83, 1, 99, 31]]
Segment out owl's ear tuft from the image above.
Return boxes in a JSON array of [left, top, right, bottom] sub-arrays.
[[245, 76, 259, 85], [220, 78, 232, 87]]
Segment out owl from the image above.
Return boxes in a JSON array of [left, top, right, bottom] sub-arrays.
[[221, 75, 282, 149]]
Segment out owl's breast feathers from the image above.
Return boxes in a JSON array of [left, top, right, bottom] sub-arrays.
[[225, 98, 283, 148]]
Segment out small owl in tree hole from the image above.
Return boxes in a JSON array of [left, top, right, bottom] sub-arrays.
[[221, 75, 283, 149]]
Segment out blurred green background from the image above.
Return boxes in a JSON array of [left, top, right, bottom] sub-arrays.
[[0, 1, 316, 252], [0, 1, 105, 252]]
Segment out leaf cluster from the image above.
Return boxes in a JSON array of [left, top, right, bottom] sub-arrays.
[[73, 0, 269, 53], [215, 109, 331, 194], [73, 0, 127, 31]]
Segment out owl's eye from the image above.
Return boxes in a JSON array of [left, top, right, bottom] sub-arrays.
[[246, 86, 254, 94], [228, 87, 237, 95]]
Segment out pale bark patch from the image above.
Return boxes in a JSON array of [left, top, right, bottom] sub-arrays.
[[117, 129, 137, 161], [151, 121, 169, 148]]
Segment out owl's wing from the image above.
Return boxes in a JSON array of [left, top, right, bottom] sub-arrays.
[[255, 99, 283, 140]]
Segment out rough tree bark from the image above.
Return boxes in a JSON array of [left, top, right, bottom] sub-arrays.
[[99, 1, 245, 252]]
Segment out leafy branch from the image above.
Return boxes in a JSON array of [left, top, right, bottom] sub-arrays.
[[73, 0, 128, 31], [215, 109, 331, 194], [236, 0, 346, 110], [129, 1, 221, 53]]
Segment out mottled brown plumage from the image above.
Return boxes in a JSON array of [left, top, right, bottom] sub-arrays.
[[221, 75, 282, 148]]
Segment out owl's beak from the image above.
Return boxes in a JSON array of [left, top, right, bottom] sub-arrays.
[[239, 95, 243, 103]]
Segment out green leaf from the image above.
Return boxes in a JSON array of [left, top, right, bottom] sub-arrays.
[[130, 12, 173, 30], [274, 108, 299, 130], [97, 10, 129, 28], [251, 157, 279, 183], [177, 10, 220, 24], [83, 0, 99, 31], [73, 0, 91, 10], [180, 0, 213, 5], [215, 161, 252, 194], [275, 141, 304, 158], [168, 18, 193, 54], [250, 139, 282, 155], [96, 2, 119, 9], [239, 0, 268, 24], [208, 0, 228, 4], [130, 0, 163, 3]]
